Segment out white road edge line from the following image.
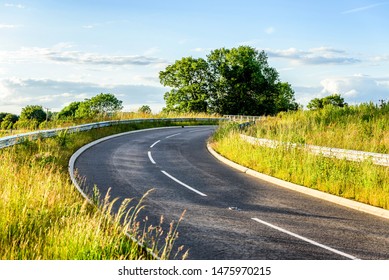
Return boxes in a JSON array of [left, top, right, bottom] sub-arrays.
[[251, 218, 359, 260], [148, 151, 156, 164], [150, 140, 161, 148], [161, 170, 207, 197], [165, 133, 181, 139]]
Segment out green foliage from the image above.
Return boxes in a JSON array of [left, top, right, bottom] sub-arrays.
[[73, 93, 123, 119], [0, 112, 8, 123], [15, 119, 40, 130], [88, 93, 123, 117], [275, 82, 299, 111], [138, 105, 152, 114], [20, 105, 47, 123], [307, 94, 347, 110], [160, 57, 209, 113], [207, 46, 279, 115], [57, 94, 123, 120], [57, 101, 82, 119], [1, 114, 19, 130], [75, 100, 94, 119], [160, 46, 299, 116]]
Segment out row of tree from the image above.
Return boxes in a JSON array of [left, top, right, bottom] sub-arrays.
[[56, 93, 123, 119], [0, 93, 123, 130], [159, 46, 299, 115]]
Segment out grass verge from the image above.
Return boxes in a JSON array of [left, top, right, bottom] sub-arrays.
[[211, 124, 389, 210], [246, 103, 388, 153]]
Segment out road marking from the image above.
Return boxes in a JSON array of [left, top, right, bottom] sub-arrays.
[[161, 170, 207, 197], [165, 133, 181, 139], [148, 151, 156, 164], [251, 218, 359, 260], [150, 140, 161, 148], [187, 128, 212, 133]]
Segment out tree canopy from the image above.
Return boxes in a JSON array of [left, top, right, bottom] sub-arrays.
[[1, 113, 18, 130], [57, 93, 123, 119], [20, 105, 47, 122], [57, 101, 81, 119], [138, 105, 152, 114], [159, 46, 298, 115], [307, 94, 347, 110], [88, 93, 123, 116], [160, 57, 209, 113]]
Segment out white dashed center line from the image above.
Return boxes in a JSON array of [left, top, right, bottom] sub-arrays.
[[165, 133, 181, 139], [251, 217, 359, 260], [147, 151, 156, 164], [150, 140, 161, 148], [161, 170, 207, 197]]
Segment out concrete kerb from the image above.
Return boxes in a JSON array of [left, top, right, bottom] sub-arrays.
[[206, 143, 389, 220]]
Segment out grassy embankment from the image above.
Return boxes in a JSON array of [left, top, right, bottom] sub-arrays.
[[0, 112, 217, 137], [210, 103, 389, 210], [0, 118, 218, 260]]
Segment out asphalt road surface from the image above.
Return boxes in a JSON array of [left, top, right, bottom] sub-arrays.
[[73, 126, 389, 260]]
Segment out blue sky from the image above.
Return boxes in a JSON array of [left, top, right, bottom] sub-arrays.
[[1, 0, 389, 114]]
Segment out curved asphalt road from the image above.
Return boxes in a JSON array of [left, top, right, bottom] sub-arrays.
[[74, 126, 389, 260]]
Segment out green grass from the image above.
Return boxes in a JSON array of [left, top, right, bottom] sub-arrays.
[[246, 103, 389, 153], [0, 119, 216, 260], [211, 123, 389, 210]]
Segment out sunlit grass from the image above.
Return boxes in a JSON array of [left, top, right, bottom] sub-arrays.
[[211, 127, 389, 210], [246, 103, 389, 153]]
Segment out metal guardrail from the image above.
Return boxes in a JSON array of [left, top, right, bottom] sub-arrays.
[[223, 115, 262, 122], [0, 118, 221, 150], [240, 134, 389, 167]]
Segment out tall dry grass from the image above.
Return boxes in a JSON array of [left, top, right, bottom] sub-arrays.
[[247, 103, 388, 153], [211, 121, 389, 210]]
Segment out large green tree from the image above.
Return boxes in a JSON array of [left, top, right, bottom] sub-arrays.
[[88, 93, 123, 116], [138, 105, 152, 114], [20, 105, 47, 123], [159, 46, 298, 115], [207, 46, 281, 115], [66, 93, 123, 119], [57, 101, 81, 119], [274, 82, 299, 112], [307, 94, 347, 110], [0, 112, 8, 123], [1, 113, 18, 130], [160, 57, 209, 113]]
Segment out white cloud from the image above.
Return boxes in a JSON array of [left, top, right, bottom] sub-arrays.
[[0, 78, 166, 114], [342, 3, 386, 14], [292, 75, 389, 107], [372, 55, 389, 62], [267, 47, 361, 65], [0, 24, 18, 29], [320, 74, 389, 103], [4, 3, 25, 8], [191, 47, 213, 53], [265, 27, 275, 34], [46, 51, 165, 66], [0, 45, 167, 66]]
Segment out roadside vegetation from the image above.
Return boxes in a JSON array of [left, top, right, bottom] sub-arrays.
[[0, 119, 216, 260], [246, 100, 389, 153], [210, 101, 389, 210]]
